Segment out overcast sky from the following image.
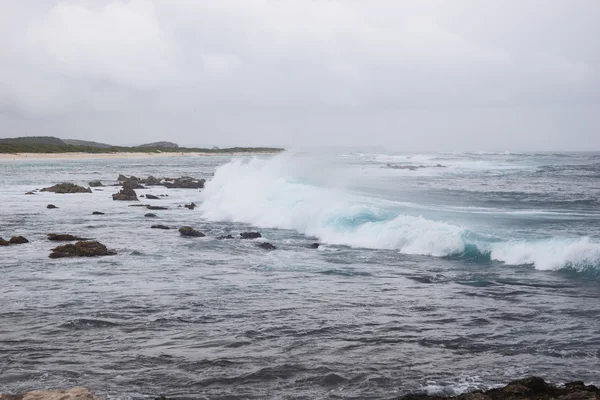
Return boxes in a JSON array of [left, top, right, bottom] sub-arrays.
[[0, 0, 598, 150]]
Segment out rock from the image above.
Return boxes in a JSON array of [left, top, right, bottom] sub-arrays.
[[184, 202, 197, 210], [240, 232, 262, 239], [25, 191, 35, 195], [308, 243, 320, 249], [257, 242, 276, 250], [9, 236, 28, 244], [140, 195, 145, 198], [142, 176, 162, 185], [179, 226, 205, 237], [145, 213, 158, 218], [112, 181, 138, 201], [0, 238, 9, 246], [89, 180, 104, 187], [147, 205, 168, 210], [217, 235, 234, 240], [123, 180, 145, 189], [163, 177, 205, 189], [396, 377, 600, 400], [0, 387, 103, 400], [40, 183, 92, 194], [46, 204, 58, 209], [129, 204, 149, 207], [117, 174, 128, 181], [47, 234, 91, 241], [49, 241, 116, 258], [92, 211, 105, 215], [151, 225, 170, 230], [146, 194, 160, 200]]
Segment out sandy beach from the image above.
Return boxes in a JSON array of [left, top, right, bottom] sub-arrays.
[[0, 151, 280, 161]]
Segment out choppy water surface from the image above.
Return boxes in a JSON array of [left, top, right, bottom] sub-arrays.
[[1, 152, 599, 399]]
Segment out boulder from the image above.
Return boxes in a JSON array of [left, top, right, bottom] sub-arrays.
[[89, 180, 104, 187], [40, 183, 91, 194], [0, 238, 8, 246], [46, 204, 58, 209], [241, 232, 262, 239], [308, 243, 320, 249], [217, 235, 235, 240], [147, 205, 168, 210], [184, 202, 197, 210], [151, 225, 170, 230], [145, 213, 158, 218], [142, 175, 162, 185], [92, 211, 105, 215], [146, 194, 160, 200], [117, 174, 128, 181], [47, 234, 91, 241], [179, 226, 205, 237], [163, 177, 205, 189], [257, 242, 276, 250], [9, 236, 28, 244], [49, 241, 116, 258], [123, 180, 145, 189], [112, 181, 138, 201], [0, 387, 103, 400]]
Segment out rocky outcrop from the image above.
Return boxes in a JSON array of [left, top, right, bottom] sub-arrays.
[[92, 211, 105, 215], [25, 191, 35, 195], [0, 387, 103, 400], [47, 234, 91, 241], [397, 377, 600, 400], [163, 177, 205, 189], [145, 213, 158, 218], [112, 181, 138, 201], [9, 236, 28, 244], [40, 183, 91, 194], [184, 202, 197, 210], [89, 180, 104, 187], [142, 176, 162, 185], [0, 238, 9, 246], [179, 226, 205, 237], [147, 205, 168, 210], [146, 194, 160, 200], [46, 204, 58, 209], [49, 241, 116, 258], [241, 232, 262, 239], [151, 225, 170, 230], [257, 242, 276, 250]]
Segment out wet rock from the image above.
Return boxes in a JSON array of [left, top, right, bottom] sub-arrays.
[[217, 235, 234, 240], [145, 213, 158, 218], [9, 236, 28, 245], [117, 174, 128, 181], [142, 176, 162, 185], [184, 202, 197, 210], [147, 205, 168, 210], [163, 177, 205, 189], [0, 387, 103, 400], [0, 238, 9, 246], [151, 225, 170, 230], [257, 242, 276, 250], [396, 377, 600, 400], [124, 180, 145, 189], [308, 243, 320, 249], [48, 234, 91, 241], [241, 232, 262, 239], [146, 194, 160, 200], [25, 191, 35, 195], [46, 204, 58, 209], [129, 204, 149, 207], [179, 226, 205, 237], [40, 183, 92, 194], [112, 181, 138, 201], [89, 180, 104, 187], [140, 195, 145, 198], [49, 241, 116, 258]]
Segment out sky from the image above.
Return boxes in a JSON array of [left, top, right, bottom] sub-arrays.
[[0, 0, 598, 151]]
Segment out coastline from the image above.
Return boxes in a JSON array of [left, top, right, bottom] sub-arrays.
[[0, 151, 281, 161]]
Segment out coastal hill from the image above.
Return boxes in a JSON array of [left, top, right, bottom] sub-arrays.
[[0, 136, 283, 154]]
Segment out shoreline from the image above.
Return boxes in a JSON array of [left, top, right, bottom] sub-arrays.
[[0, 151, 281, 161]]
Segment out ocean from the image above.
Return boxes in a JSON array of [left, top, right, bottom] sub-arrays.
[[1, 151, 599, 399]]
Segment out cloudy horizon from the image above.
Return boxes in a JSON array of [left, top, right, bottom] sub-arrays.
[[0, 0, 598, 151]]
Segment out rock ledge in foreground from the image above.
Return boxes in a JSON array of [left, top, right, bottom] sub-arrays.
[[0, 387, 102, 400], [398, 377, 599, 400]]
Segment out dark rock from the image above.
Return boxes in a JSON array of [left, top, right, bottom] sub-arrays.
[[46, 204, 58, 209], [25, 191, 35, 195], [147, 205, 168, 210], [49, 241, 116, 258], [184, 202, 197, 210], [41, 183, 92, 194], [124, 180, 145, 189], [145, 213, 158, 218], [146, 194, 160, 200], [9, 236, 29, 244], [151, 225, 170, 230], [308, 243, 320, 249], [163, 177, 205, 189], [142, 176, 162, 185], [257, 242, 276, 250], [117, 174, 128, 181], [179, 226, 205, 237], [89, 180, 104, 187], [112, 181, 138, 201], [241, 232, 262, 239], [129, 204, 149, 207], [140, 195, 145, 198], [48, 234, 91, 241], [217, 235, 234, 240], [0, 238, 9, 246], [92, 211, 105, 215]]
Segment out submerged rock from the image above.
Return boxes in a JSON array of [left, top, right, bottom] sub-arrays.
[[397, 377, 600, 400], [308, 243, 320, 249], [147, 205, 168, 210], [241, 232, 262, 239], [146, 194, 160, 200], [25, 191, 35, 195], [0, 387, 103, 400], [257, 242, 276, 250], [151, 225, 170, 230], [145, 213, 158, 218], [46, 204, 58, 209], [92, 211, 105, 215], [179, 226, 205, 237], [49, 241, 116, 258], [47, 234, 91, 241], [217, 235, 235, 240], [184, 202, 197, 210], [9, 236, 28, 244], [41, 183, 91, 194], [112, 181, 138, 201], [89, 180, 104, 187]]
